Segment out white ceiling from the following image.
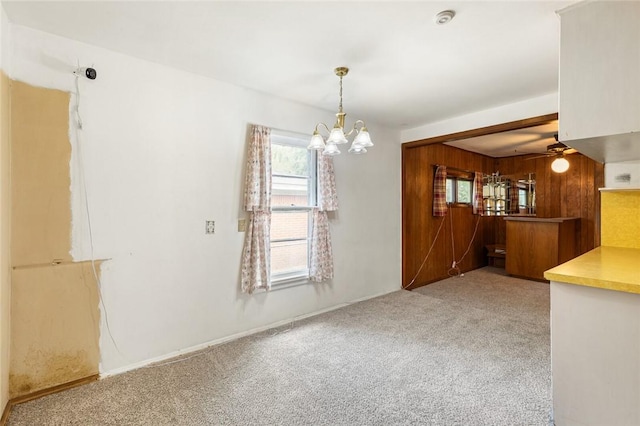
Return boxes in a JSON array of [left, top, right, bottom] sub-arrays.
[[2, 0, 573, 154], [446, 120, 559, 157]]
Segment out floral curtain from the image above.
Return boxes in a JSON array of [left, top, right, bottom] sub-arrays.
[[433, 165, 448, 217], [317, 154, 339, 211], [309, 155, 338, 282], [472, 171, 484, 215], [310, 209, 333, 282], [240, 125, 272, 294]]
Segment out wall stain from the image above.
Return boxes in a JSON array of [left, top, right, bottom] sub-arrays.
[[9, 81, 103, 399], [9, 350, 95, 397]]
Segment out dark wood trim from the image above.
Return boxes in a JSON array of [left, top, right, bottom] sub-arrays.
[[401, 141, 407, 286], [1, 374, 99, 424], [9, 374, 99, 405], [402, 113, 558, 149], [0, 400, 10, 426]]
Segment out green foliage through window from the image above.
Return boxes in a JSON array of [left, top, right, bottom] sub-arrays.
[[272, 144, 309, 176], [446, 177, 472, 205]]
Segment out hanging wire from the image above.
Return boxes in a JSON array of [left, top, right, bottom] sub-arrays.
[[74, 71, 121, 356], [403, 214, 447, 289], [448, 214, 481, 277]]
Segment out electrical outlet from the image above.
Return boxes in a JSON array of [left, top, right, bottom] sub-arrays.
[[238, 219, 246, 232], [205, 220, 215, 234]]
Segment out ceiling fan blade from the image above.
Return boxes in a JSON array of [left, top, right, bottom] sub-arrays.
[[524, 153, 554, 160]]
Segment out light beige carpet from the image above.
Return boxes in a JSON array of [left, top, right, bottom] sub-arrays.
[[8, 267, 550, 425]]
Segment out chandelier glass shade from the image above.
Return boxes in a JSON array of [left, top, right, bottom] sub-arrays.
[[307, 67, 374, 156]]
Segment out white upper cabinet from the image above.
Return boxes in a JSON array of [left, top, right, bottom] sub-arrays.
[[558, 1, 640, 163]]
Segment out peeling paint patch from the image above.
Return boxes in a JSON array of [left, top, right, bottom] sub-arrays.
[[9, 82, 101, 399]]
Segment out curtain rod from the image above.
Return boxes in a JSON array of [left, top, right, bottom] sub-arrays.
[[254, 124, 311, 139], [433, 164, 476, 175]]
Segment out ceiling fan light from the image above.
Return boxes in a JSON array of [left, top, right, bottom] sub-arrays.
[[307, 132, 326, 150], [323, 142, 341, 156], [551, 157, 570, 173], [354, 128, 373, 147], [327, 125, 348, 145]]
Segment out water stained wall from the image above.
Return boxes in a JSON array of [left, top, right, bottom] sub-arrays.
[[1, 70, 12, 413], [9, 81, 100, 398]]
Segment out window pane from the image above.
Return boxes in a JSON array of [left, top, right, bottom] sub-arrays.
[[519, 189, 527, 208], [457, 180, 472, 204], [272, 175, 309, 206], [271, 240, 308, 276], [271, 211, 309, 241], [446, 178, 454, 203], [269, 134, 316, 282], [272, 144, 309, 176]]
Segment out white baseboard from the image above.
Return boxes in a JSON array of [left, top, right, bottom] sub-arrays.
[[100, 288, 398, 378]]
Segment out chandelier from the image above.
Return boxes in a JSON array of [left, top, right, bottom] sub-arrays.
[[307, 67, 373, 156]]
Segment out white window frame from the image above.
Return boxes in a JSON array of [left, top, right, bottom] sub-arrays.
[[270, 131, 317, 288]]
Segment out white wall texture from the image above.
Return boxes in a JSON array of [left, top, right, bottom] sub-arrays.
[[8, 25, 401, 374]]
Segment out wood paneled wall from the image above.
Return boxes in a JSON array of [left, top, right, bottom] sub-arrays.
[[402, 145, 604, 289], [402, 144, 494, 289], [495, 153, 604, 254]]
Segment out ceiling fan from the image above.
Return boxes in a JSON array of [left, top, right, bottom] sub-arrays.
[[523, 135, 576, 173], [524, 135, 576, 160]]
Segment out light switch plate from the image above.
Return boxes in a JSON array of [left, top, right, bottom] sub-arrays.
[[205, 220, 215, 234], [238, 219, 246, 232]]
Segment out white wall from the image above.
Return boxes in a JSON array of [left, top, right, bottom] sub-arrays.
[[9, 25, 401, 374], [401, 92, 558, 143], [605, 161, 640, 189], [0, 4, 7, 70]]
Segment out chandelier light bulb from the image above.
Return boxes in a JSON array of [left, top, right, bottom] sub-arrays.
[[348, 142, 367, 154], [327, 126, 348, 145], [323, 142, 341, 156], [354, 128, 373, 148], [307, 132, 326, 150]]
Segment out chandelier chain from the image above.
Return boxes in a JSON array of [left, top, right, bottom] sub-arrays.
[[338, 75, 343, 113]]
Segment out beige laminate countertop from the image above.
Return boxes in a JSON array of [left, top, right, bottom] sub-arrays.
[[544, 246, 640, 294]]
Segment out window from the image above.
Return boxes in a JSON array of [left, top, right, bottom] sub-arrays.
[[446, 177, 472, 205], [518, 188, 527, 209], [270, 132, 317, 285]]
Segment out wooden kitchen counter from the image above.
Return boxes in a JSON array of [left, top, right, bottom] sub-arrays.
[[504, 216, 579, 281]]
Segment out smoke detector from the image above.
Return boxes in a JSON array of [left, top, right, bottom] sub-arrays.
[[435, 10, 455, 25]]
